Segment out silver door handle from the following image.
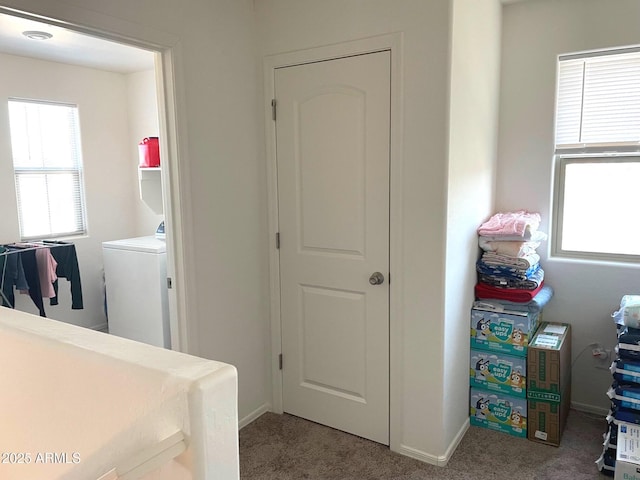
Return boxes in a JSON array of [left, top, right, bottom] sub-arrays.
[[369, 272, 385, 285]]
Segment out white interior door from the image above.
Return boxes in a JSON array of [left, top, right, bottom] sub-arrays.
[[275, 51, 391, 444]]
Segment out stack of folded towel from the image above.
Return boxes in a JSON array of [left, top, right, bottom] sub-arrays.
[[474, 211, 552, 305]]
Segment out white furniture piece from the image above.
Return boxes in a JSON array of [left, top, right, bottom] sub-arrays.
[[102, 236, 170, 348], [0, 308, 239, 480]]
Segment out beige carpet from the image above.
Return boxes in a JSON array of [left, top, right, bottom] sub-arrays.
[[239, 410, 607, 479]]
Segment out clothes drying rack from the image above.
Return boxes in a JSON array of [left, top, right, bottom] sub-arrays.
[[0, 241, 74, 309]]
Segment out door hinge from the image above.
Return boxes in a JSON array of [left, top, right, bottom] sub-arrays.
[[388, 273, 391, 285], [271, 99, 277, 121], [166, 277, 173, 289], [278, 353, 283, 370], [276, 232, 280, 249]]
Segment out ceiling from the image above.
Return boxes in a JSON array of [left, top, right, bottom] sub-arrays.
[[0, 2, 527, 74], [0, 12, 155, 74]]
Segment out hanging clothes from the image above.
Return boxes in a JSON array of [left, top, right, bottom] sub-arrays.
[[1, 242, 83, 314], [0, 246, 29, 308], [18, 249, 46, 317], [35, 247, 57, 298], [0, 247, 8, 307], [47, 242, 84, 310]]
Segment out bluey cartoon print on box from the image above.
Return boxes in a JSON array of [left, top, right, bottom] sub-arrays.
[[470, 308, 538, 356], [469, 349, 526, 398], [469, 387, 527, 438]]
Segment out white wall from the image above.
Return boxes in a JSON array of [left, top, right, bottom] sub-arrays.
[[444, 0, 501, 451], [0, 0, 566, 464], [0, 52, 140, 329], [125, 69, 165, 237], [1, 0, 270, 426], [498, 0, 640, 412], [256, 0, 453, 460]]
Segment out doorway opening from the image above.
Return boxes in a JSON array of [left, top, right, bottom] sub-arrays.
[[264, 33, 403, 451], [0, 7, 188, 352]]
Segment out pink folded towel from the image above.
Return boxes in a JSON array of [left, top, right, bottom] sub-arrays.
[[477, 211, 541, 238]]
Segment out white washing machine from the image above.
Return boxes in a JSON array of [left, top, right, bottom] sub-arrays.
[[102, 236, 170, 348]]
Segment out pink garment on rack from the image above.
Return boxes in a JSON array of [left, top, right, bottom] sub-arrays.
[[35, 248, 57, 298], [477, 211, 541, 237]]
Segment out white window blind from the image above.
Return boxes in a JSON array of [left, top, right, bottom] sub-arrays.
[[8, 99, 87, 240], [556, 48, 640, 149], [552, 46, 640, 261]]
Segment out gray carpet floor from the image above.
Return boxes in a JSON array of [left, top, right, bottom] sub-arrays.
[[239, 410, 608, 479]]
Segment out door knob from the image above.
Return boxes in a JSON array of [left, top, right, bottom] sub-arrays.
[[369, 272, 385, 285]]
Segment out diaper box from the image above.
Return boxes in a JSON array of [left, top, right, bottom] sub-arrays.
[[527, 322, 572, 446], [470, 387, 527, 438], [470, 308, 538, 356], [469, 349, 526, 398], [615, 422, 640, 480]]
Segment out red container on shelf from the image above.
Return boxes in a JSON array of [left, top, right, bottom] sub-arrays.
[[138, 137, 160, 167]]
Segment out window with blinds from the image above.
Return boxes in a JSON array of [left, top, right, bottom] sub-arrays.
[[8, 99, 87, 240], [552, 47, 640, 261]]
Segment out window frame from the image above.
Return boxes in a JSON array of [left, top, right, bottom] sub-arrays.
[[551, 46, 640, 263], [8, 98, 88, 241], [552, 154, 640, 263]]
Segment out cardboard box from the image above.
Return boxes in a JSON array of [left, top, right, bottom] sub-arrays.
[[469, 387, 527, 438], [615, 422, 640, 480], [615, 461, 640, 480], [469, 348, 526, 398], [527, 398, 570, 447], [470, 308, 538, 357], [527, 322, 572, 446]]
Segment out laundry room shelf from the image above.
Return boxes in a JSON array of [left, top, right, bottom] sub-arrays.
[[138, 167, 163, 214]]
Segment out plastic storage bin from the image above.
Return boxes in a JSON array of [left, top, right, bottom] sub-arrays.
[[138, 137, 160, 168]]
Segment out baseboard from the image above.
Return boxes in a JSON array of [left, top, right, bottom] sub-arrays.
[[396, 444, 441, 466], [441, 418, 470, 466], [396, 418, 470, 467], [571, 401, 608, 416], [239, 403, 270, 430]]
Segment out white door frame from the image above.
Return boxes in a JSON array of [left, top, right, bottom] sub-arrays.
[[263, 33, 404, 450], [0, 3, 195, 354]]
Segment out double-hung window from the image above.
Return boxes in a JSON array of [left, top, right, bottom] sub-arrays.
[[552, 47, 640, 261], [8, 99, 87, 240]]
